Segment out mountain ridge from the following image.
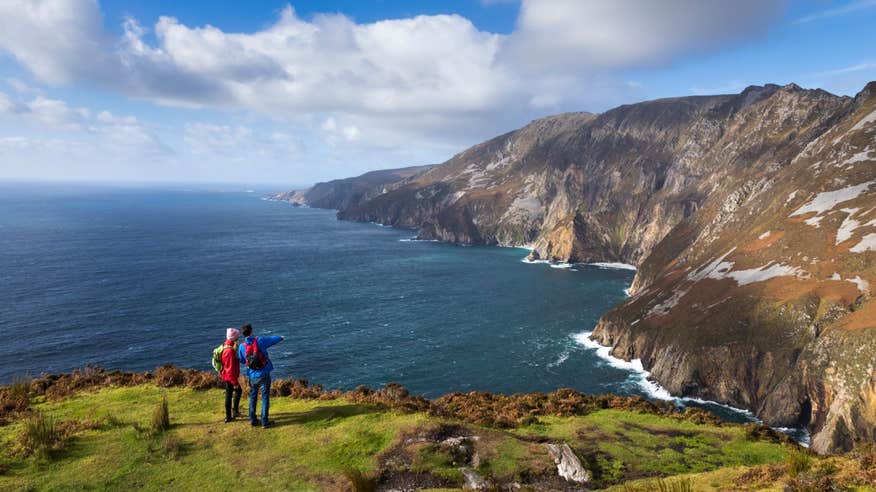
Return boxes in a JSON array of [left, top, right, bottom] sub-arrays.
[[271, 82, 876, 453]]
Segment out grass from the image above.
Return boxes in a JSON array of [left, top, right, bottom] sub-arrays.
[[786, 449, 813, 478], [511, 410, 787, 486], [0, 383, 858, 491], [19, 412, 64, 459], [150, 396, 170, 434]]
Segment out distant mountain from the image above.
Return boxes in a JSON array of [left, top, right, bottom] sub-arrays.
[[274, 82, 876, 453], [270, 164, 435, 210]]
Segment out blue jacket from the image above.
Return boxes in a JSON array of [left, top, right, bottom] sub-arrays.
[[238, 335, 283, 379]]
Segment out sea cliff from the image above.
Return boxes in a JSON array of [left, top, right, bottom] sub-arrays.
[[273, 82, 876, 454]]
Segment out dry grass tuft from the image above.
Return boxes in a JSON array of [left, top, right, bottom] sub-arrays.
[[151, 396, 170, 434], [19, 412, 65, 459]]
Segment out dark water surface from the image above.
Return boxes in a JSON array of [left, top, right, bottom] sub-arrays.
[[2, 183, 795, 434]]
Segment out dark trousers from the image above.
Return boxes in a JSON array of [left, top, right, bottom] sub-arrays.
[[249, 374, 271, 424], [225, 381, 242, 420]]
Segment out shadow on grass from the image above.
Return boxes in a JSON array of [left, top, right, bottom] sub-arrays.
[[269, 404, 380, 428]]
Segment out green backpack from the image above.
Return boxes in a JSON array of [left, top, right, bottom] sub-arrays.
[[211, 343, 232, 373]]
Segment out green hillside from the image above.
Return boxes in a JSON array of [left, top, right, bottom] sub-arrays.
[[0, 368, 873, 491]]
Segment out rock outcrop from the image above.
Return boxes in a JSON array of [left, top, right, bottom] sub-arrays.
[[545, 443, 590, 484], [278, 82, 876, 453]]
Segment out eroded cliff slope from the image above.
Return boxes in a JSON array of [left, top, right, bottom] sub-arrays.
[[592, 82, 876, 454], [276, 82, 876, 453]]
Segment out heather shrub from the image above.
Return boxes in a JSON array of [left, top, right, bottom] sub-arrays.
[[0, 375, 31, 419]]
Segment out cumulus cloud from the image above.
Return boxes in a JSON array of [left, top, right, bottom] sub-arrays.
[[505, 0, 784, 72], [0, 0, 784, 118], [0, 91, 171, 160], [0, 0, 789, 181], [0, 0, 108, 85], [183, 122, 299, 162]]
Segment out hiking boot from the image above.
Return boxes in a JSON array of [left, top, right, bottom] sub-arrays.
[[262, 420, 274, 429], [225, 417, 233, 423], [233, 410, 241, 419], [250, 419, 261, 427]]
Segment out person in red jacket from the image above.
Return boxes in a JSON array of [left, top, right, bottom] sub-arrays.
[[220, 328, 242, 422]]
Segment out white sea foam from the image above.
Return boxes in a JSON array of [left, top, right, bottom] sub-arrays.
[[520, 257, 550, 264], [550, 263, 574, 269], [774, 427, 812, 448], [399, 237, 439, 242], [547, 350, 570, 369], [587, 262, 637, 271], [574, 331, 756, 417]]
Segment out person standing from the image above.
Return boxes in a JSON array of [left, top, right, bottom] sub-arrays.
[[220, 328, 242, 422], [238, 323, 284, 428]]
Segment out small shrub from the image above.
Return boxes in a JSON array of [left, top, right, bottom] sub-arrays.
[[343, 468, 376, 492], [787, 449, 813, 478], [158, 434, 183, 460], [20, 412, 65, 458], [151, 396, 170, 434], [0, 375, 31, 418]]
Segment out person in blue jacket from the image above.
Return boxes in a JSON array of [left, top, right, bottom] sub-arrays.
[[238, 323, 284, 428]]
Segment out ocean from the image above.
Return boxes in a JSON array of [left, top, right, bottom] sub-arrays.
[[1, 182, 801, 434]]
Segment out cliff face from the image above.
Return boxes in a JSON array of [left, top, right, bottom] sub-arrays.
[[270, 164, 434, 210], [592, 82, 876, 454], [278, 82, 876, 453]]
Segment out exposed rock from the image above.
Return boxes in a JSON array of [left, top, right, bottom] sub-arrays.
[[460, 467, 490, 490], [441, 436, 479, 466], [545, 443, 590, 483]]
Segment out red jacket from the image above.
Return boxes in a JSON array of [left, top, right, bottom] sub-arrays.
[[220, 341, 240, 384]]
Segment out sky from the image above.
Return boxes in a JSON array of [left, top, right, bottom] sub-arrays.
[[0, 0, 874, 187]]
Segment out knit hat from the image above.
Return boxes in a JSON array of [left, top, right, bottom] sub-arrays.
[[226, 328, 241, 341]]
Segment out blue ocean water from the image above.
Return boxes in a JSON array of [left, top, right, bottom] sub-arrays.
[[0, 182, 788, 431]]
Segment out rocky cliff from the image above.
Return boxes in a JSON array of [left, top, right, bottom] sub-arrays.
[[277, 82, 876, 453], [270, 164, 434, 210]]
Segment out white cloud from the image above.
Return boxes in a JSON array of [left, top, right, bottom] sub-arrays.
[[505, 0, 784, 72], [0, 0, 790, 182], [182, 122, 300, 163], [794, 0, 876, 24], [0, 1, 784, 123], [321, 117, 337, 132], [0, 0, 108, 85], [341, 125, 360, 141], [184, 123, 253, 155], [0, 91, 172, 166]]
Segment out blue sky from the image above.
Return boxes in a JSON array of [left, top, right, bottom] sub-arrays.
[[0, 0, 874, 186]]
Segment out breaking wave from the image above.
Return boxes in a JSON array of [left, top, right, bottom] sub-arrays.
[[586, 262, 637, 271]]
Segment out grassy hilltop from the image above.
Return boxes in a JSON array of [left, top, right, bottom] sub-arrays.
[[0, 367, 874, 491]]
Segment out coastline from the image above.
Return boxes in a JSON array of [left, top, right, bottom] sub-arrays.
[[573, 329, 812, 447], [270, 196, 810, 445]]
